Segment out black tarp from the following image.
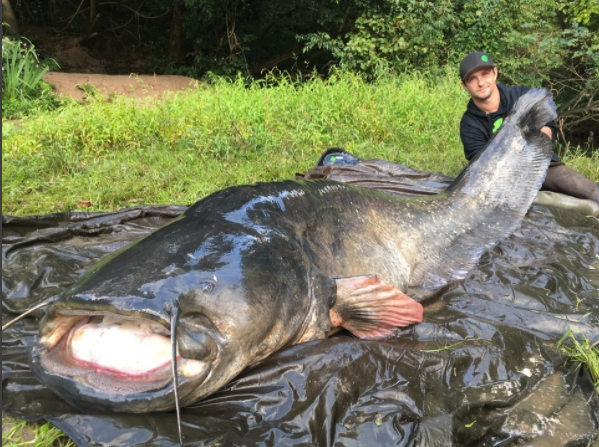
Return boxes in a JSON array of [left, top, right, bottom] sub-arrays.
[[3, 159, 598, 446]]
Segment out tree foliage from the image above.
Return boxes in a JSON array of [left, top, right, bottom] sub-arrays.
[[10, 0, 598, 131], [300, 0, 597, 132]]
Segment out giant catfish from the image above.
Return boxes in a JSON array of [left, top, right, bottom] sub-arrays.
[[30, 89, 556, 415]]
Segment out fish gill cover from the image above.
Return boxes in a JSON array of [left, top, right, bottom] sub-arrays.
[[2, 160, 598, 445]]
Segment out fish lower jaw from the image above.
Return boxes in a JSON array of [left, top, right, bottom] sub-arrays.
[[36, 313, 212, 395], [63, 354, 206, 380], [35, 335, 212, 405]]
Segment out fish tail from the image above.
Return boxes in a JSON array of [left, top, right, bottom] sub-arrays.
[[412, 89, 557, 290], [506, 89, 557, 145], [447, 88, 556, 202]]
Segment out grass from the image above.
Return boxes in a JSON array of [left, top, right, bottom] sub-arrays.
[[4, 70, 597, 217], [558, 145, 599, 183], [558, 330, 599, 393], [2, 70, 469, 216], [2, 415, 74, 447]]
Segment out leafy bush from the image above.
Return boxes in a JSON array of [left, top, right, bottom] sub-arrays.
[[299, 0, 598, 132], [302, 0, 458, 76], [2, 36, 62, 118]]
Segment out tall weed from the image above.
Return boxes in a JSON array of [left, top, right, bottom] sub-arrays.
[[558, 330, 599, 392], [2, 36, 62, 118]]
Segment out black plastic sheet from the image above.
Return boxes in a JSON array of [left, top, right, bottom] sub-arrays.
[[3, 160, 599, 446]]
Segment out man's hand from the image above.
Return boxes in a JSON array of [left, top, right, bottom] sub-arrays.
[[541, 126, 553, 140]]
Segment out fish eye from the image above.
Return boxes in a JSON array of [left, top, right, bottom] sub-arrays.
[[199, 281, 215, 294]]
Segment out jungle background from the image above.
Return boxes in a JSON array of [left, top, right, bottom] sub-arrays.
[[2, 0, 598, 138]]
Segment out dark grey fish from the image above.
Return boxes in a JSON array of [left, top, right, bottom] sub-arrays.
[[30, 89, 556, 413]]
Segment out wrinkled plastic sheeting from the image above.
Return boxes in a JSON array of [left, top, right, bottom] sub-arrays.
[[296, 157, 456, 197], [3, 160, 599, 446], [2, 206, 187, 315]]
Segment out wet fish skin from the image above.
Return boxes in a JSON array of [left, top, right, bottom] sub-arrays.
[[29, 89, 556, 413], [31, 185, 340, 412]]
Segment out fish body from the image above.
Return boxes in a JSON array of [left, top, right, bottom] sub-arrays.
[[30, 90, 556, 413]]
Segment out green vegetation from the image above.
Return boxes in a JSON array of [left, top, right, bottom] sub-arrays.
[[1, 416, 74, 447], [1, 35, 63, 119], [558, 330, 599, 393], [2, 71, 470, 216], [11, 0, 598, 133], [558, 146, 599, 184], [3, 70, 597, 217], [299, 0, 597, 133], [4, 1, 597, 443]]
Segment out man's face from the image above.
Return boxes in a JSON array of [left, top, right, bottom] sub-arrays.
[[461, 67, 498, 101]]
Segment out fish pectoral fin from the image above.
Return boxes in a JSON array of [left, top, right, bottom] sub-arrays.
[[330, 274, 423, 340]]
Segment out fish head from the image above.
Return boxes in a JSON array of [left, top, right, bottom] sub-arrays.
[[29, 217, 331, 412]]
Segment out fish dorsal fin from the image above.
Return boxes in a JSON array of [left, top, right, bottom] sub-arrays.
[[329, 274, 423, 339], [410, 89, 556, 290]]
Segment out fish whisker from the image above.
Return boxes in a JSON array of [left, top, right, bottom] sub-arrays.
[[2, 298, 56, 332], [170, 304, 184, 446]]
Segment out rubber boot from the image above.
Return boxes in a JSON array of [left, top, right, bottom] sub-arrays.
[[542, 163, 598, 203], [534, 191, 599, 217]]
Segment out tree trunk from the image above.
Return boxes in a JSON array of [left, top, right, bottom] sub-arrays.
[[84, 0, 99, 40], [169, 0, 185, 62], [2, 0, 20, 35]]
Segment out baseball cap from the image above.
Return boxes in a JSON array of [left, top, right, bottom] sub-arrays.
[[459, 52, 495, 81]]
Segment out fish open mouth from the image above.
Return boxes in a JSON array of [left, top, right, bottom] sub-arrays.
[[35, 312, 211, 397]]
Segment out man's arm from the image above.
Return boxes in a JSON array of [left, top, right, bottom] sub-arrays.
[[541, 124, 562, 162]]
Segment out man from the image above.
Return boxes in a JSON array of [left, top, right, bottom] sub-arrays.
[[459, 51, 599, 204]]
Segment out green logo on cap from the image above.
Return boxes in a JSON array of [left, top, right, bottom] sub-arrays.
[[481, 55, 489, 62]]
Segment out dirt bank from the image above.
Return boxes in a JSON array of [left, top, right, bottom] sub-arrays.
[[43, 72, 198, 101]]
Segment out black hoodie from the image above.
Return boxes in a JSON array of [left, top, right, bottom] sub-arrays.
[[460, 83, 559, 161]]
